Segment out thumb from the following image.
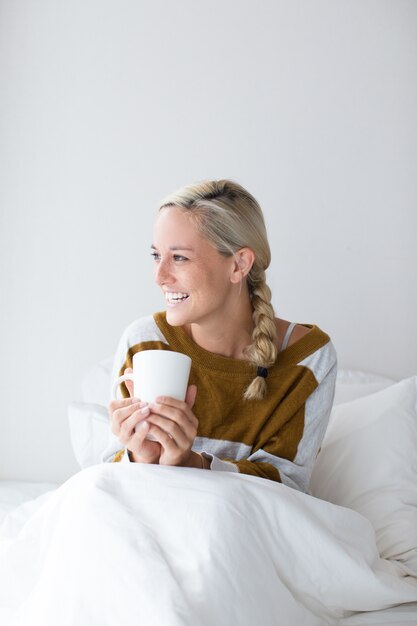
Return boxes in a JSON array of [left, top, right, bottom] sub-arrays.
[[185, 384, 197, 409], [124, 367, 134, 398]]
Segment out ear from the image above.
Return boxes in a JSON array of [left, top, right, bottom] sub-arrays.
[[230, 248, 255, 284]]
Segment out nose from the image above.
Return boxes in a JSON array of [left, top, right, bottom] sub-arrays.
[[154, 258, 173, 286]]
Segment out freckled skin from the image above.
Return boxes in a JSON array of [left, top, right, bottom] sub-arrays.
[[152, 207, 239, 331]]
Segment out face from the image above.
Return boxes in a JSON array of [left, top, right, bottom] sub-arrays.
[[152, 207, 239, 328]]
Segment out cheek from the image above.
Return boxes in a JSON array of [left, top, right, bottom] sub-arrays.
[[183, 260, 231, 294], [203, 271, 231, 298]]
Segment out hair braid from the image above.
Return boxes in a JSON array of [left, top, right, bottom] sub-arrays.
[[243, 272, 277, 401], [158, 179, 278, 401]]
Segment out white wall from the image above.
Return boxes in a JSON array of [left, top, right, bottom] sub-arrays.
[[1, 0, 416, 482]]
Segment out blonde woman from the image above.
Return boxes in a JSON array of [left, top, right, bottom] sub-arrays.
[[105, 179, 337, 492]]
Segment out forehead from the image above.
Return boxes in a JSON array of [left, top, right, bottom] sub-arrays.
[[153, 206, 203, 245]]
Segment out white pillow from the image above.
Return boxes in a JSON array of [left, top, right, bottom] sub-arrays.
[[81, 357, 113, 405], [310, 376, 417, 574], [68, 402, 110, 468], [333, 369, 395, 405]]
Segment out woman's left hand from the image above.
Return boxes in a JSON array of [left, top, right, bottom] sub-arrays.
[[142, 385, 199, 467]]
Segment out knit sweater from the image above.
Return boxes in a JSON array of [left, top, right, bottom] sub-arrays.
[[102, 312, 337, 492]]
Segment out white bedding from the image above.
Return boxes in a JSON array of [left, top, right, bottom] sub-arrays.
[[0, 464, 417, 626], [2, 370, 417, 625], [0, 481, 57, 524]]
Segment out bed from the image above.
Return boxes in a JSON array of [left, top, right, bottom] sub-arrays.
[[1, 363, 416, 625]]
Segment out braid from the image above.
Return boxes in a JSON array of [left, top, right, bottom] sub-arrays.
[[158, 179, 277, 401], [243, 272, 277, 401]]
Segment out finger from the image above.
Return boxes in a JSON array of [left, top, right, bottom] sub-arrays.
[[152, 397, 198, 429], [185, 385, 197, 409], [119, 406, 150, 439], [113, 401, 147, 423], [149, 402, 198, 436], [109, 396, 141, 413], [128, 420, 153, 450], [109, 397, 142, 424], [145, 423, 179, 451], [124, 367, 134, 398], [145, 414, 190, 448], [111, 401, 148, 434], [148, 404, 196, 443]]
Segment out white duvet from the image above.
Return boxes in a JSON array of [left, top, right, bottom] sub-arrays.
[[1, 463, 416, 626]]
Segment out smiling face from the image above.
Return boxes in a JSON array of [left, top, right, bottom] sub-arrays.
[[152, 207, 241, 329]]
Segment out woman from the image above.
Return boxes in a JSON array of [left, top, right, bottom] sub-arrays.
[[104, 179, 337, 492], [4, 181, 417, 626]]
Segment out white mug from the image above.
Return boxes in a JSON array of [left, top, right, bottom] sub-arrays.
[[112, 350, 192, 440]]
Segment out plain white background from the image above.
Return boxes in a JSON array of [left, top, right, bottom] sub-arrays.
[[1, 0, 416, 482]]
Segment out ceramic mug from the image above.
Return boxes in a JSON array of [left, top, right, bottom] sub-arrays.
[[112, 350, 192, 440]]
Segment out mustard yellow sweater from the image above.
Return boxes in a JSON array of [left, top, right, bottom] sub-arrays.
[[103, 312, 337, 492]]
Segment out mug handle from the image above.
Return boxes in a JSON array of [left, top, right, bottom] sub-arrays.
[[112, 373, 134, 400]]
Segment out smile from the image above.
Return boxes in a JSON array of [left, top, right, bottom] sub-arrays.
[[164, 292, 189, 306]]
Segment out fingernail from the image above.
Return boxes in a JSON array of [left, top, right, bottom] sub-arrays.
[[140, 406, 150, 415], [139, 420, 148, 429]]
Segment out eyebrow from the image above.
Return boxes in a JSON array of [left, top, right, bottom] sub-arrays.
[[151, 244, 195, 252]]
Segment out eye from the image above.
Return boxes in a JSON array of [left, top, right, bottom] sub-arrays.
[[173, 255, 188, 262], [151, 252, 161, 262]]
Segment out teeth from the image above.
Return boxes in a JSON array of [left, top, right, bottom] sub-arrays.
[[165, 292, 189, 303]]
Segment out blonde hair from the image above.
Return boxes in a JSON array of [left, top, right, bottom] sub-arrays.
[[159, 179, 277, 401]]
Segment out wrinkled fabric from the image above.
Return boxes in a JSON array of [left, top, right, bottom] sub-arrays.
[[1, 464, 417, 626]]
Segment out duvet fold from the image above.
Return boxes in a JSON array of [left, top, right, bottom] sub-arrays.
[[0, 463, 416, 626]]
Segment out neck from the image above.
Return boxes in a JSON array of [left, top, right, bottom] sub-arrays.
[[185, 291, 254, 360]]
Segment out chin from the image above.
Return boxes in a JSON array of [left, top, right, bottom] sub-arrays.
[[165, 307, 190, 327]]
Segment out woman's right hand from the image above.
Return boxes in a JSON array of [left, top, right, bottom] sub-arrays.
[[108, 368, 161, 463]]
